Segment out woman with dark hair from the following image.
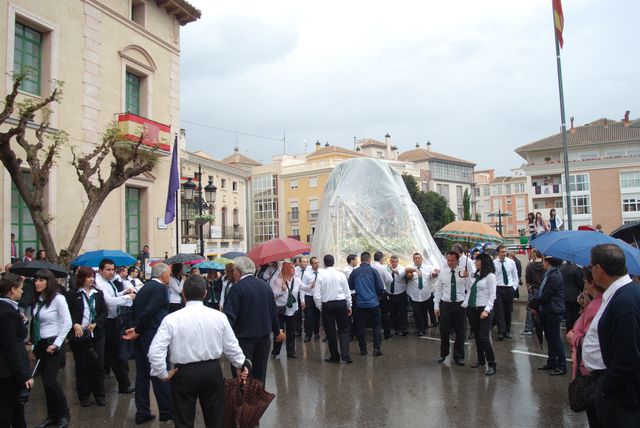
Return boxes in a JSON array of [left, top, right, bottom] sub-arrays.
[[462, 253, 497, 376], [204, 270, 222, 310], [35, 250, 47, 261], [219, 263, 235, 311], [168, 263, 184, 313], [66, 267, 107, 407], [548, 208, 563, 231], [527, 212, 536, 239], [32, 269, 72, 428], [534, 211, 549, 235], [0, 274, 33, 428]]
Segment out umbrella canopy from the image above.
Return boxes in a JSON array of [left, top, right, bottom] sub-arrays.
[[164, 253, 206, 265], [247, 238, 311, 266], [221, 251, 246, 260], [212, 257, 233, 266], [531, 231, 640, 275], [10, 261, 68, 279], [71, 250, 137, 268], [194, 261, 225, 273], [435, 221, 504, 245], [610, 221, 640, 247], [577, 225, 596, 231]]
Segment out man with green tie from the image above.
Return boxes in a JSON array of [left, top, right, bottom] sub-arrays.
[[493, 245, 519, 340], [434, 252, 469, 365], [406, 253, 440, 337]]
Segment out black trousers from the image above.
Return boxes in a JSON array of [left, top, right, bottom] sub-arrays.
[[104, 317, 131, 390], [467, 307, 495, 365], [387, 292, 408, 333], [294, 308, 303, 335], [134, 329, 173, 420], [233, 336, 271, 386], [425, 295, 437, 326], [272, 313, 296, 357], [69, 335, 105, 402], [321, 300, 351, 360], [38, 343, 69, 420], [542, 312, 567, 371], [0, 377, 26, 428], [172, 360, 223, 428], [169, 303, 183, 313], [411, 299, 428, 333], [380, 294, 392, 336], [303, 295, 320, 338], [494, 286, 515, 334], [564, 301, 580, 332], [439, 301, 466, 360], [354, 306, 381, 352]]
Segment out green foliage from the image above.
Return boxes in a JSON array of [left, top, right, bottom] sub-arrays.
[[401, 173, 455, 235], [463, 189, 472, 221]]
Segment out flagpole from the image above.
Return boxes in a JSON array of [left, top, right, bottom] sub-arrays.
[[553, 8, 573, 230], [175, 134, 180, 254]]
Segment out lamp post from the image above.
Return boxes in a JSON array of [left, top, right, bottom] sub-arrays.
[[182, 164, 217, 256], [488, 209, 512, 236]]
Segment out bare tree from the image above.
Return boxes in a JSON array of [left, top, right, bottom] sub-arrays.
[[0, 74, 159, 264]]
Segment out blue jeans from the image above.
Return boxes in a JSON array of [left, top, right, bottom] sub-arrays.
[[542, 312, 566, 371], [134, 329, 172, 420]]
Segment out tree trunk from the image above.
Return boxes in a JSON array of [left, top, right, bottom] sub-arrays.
[[63, 190, 110, 265]]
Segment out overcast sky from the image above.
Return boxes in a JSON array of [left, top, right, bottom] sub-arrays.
[[179, 0, 639, 175]]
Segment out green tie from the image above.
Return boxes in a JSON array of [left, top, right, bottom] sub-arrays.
[[32, 301, 44, 346], [224, 283, 230, 299], [286, 281, 296, 308], [501, 260, 509, 285], [468, 279, 479, 307], [390, 270, 395, 294], [82, 292, 97, 324], [450, 270, 457, 302], [418, 267, 423, 290]]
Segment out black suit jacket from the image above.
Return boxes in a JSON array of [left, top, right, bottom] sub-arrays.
[[560, 263, 583, 303], [223, 275, 279, 340], [0, 301, 30, 382], [535, 267, 565, 314], [132, 279, 168, 335], [66, 288, 107, 339], [597, 281, 640, 407]]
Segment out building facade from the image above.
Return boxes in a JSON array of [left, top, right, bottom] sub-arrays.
[[2, 0, 200, 264]]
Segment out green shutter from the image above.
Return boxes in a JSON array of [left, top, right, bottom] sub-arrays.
[[125, 72, 141, 115], [11, 174, 39, 257], [125, 187, 141, 255], [14, 22, 42, 95]]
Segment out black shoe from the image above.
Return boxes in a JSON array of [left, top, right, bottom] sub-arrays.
[[497, 334, 505, 341], [95, 398, 106, 406], [360, 349, 368, 356], [119, 385, 135, 394], [80, 399, 91, 407], [437, 356, 446, 363], [314, 334, 321, 340], [304, 336, 312, 343], [373, 349, 383, 357], [454, 359, 465, 367], [324, 357, 340, 363], [384, 333, 393, 340], [287, 354, 297, 358], [159, 415, 173, 422], [270, 353, 279, 359], [538, 365, 554, 370], [321, 336, 328, 342], [342, 358, 353, 364], [35, 417, 57, 428], [57, 417, 70, 428], [471, 361, 485, 368], [399, 331, 409, 337], [504, 332, 513, 339], [485, 364, 497, 376], [135, 415, 156, 425], [418, 331, 427, 337], [549, 369, 567, 376]]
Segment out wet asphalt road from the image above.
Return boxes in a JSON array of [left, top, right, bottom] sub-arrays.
[[24, 304, 586, 427]]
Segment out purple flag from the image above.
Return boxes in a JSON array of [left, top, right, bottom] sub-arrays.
[[164, 136, 180, 224]]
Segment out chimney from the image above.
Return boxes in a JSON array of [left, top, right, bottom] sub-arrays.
[[324, 142, 330, 147], [624, 110, 631, 127], [315, 140, 321, 151], [426, 140, 432, 152], [570, 117, 576, 134], [415, 142, 420, 148], [384, 133, 391, 159]]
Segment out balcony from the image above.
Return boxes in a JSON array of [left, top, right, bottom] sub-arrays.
[[221, 225, 244, 240], [117, 113, 171, 152], [533, 184, 561, 197], [307, 210, 319, 221], [288, 235, 301, 241], [288, 211, 300, 222]]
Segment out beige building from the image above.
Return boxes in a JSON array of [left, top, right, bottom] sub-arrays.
[[516, 116, 640, 232], [2, 0, 200, 263]]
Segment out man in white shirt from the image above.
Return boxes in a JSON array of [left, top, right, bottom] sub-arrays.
[[493, 245, 519, 340], [300, 256, 322, 342], [372, 252, 393, 340], [387, 256, 409, 336], [294, 257, 312, 337], [94, 258, 135, 394], [406, 253, 440, 336], [148, 275, 249, 428], [342, 254, 358, 281], [314, 254, 352, 363]]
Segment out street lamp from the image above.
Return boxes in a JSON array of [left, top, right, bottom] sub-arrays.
[[182, 165, 217, 256], [488, 209, 512, 236]]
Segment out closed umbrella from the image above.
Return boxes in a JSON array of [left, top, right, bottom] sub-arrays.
[[71, 250, 136, 267], [435, 221, 504, 245], [224, 378, 275, 428], [246, 238, 311, 266], [10, 261, 68, 278]]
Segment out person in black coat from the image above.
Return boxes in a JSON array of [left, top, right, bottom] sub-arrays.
[[560, 262, 583, 331], [223, 257, 284, 386], [531, 256, 566, 375], [66, 267, 107, 407], [0, 274, 33, 428], [589, 244, 640, 427]]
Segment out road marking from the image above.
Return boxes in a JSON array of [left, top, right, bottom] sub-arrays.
[[512, 349, 572, 362], [419, 336, 471, 346]]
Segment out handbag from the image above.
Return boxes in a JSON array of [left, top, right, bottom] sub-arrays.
[[568, 341, 598, 412]]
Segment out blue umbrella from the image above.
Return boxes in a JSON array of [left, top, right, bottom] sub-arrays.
[[72, 250, 137, 268], [221, 251, 245, 259], [194, 261, 225, 273], [530, 231, 640, 275]]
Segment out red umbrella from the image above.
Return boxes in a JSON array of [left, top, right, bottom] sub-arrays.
[[246, 238, 310, 266]]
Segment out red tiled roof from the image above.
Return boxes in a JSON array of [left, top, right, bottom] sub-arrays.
[[221, 151, 262, 166], [358, 138, 387, 148], [306, 145, 363, 160], [397, 148, 475, 166]]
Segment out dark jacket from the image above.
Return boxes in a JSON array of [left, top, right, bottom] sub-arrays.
[[535, 267, 565, 314], [597, 281, 640, 410], [132, 279, 169, 335], [18, 279, 35, 308], [560, 263, 583, 303], [525, 260, 545, 290], [512, 257, 522, 285], [223, 275, 279, 340], [0, 300, 30, 382], [348, 263, 384, 309], [66, 288, 108, 339]]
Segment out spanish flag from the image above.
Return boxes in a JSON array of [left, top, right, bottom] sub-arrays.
[[553, 0, 564, 48]]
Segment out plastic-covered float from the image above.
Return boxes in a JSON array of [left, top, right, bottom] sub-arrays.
[[311, 158, 443, 269]]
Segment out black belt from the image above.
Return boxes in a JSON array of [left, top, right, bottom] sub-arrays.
[[175, 359, 218, 368]]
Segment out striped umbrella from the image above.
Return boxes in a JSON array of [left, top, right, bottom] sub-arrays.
[[435, 221, 504, 245]]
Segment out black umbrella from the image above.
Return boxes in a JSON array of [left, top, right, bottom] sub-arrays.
[[164, 253, 205, 265], [10, 261, 68, 279], [610, 221, 640, 247]]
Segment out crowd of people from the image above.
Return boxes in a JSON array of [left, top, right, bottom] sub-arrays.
[[1, 239, 638, 428]]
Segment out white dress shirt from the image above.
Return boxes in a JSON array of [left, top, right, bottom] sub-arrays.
[[168, 276, 184, 304], [494, 257, 518, 289], [405, 263, 435, 302], [300, 269, 322, 296], [271, 276, 302, 316], [371, 261, 393, 288], [34, 293, 72, 347], [582, 274, 632, 371], [79, 288, 99, 327], [95, 272, 133, 319], [219, 276, 234, 310], [461, 273, 497, 312], [342, 266, 356, 293], [434, 267, 470, 310], [313, 267, 352, 310], [262, 265, 277, 283], [148, 301, 246, 379], [386, 265, 407, 295], [458, 255, 477, 276]]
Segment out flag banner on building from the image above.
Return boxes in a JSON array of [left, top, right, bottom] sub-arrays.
[[118, 113, 171, 152], [164, 136, 180, 224], [553, 0, 564, 48]]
